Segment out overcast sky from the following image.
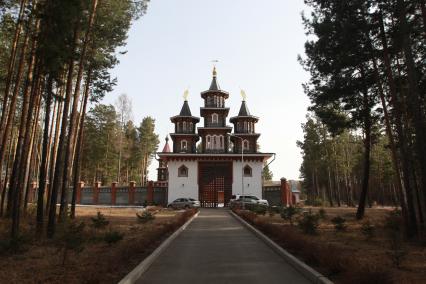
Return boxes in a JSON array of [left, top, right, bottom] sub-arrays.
[[101, 0, 311, 180]]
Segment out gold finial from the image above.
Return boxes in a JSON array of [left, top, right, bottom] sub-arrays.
[[183, 89, 189, 100], [241, 89, 247, 101], [213, 66, 217, 77]]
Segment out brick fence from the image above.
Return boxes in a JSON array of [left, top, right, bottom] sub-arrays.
[[27, 181, 168, 206]]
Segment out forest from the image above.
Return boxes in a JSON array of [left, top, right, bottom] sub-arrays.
[[0, 0, 153, 240], [299, 0, 426, 238]]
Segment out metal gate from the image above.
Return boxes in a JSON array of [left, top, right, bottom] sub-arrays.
[[199, 162, 232, 208]]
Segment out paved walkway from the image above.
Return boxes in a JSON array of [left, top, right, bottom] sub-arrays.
[[137, 209, 311, 284]]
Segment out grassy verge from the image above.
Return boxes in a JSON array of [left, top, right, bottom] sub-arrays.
[[233, 207, 426, 284], [0, 207, 197, 283]]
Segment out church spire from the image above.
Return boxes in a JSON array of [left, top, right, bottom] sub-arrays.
[[209, 66, 220, 91]]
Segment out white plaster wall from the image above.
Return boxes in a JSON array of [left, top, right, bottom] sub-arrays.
[[232, 161, 263, 199], [167, 161, 198, 203]]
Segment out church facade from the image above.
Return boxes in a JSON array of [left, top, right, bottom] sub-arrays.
[[157, 68, 274, 207]]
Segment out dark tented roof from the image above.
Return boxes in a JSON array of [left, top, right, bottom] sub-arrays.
[[179, 100, 192, 116], [238, 100, 250, 116], [209, 76, 220, 91]]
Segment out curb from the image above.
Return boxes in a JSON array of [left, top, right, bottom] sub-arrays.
[[118, 211, 200, 284], [229, 210, 333, 284]]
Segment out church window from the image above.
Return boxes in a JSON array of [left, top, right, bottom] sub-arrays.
[[243, 140, 249, 151], [219, 135, 224, 149], [177, 122, 181, 132], [190, 122, 193, 132], [181, 140, 188, 151], [214, 96, 217, 106], [206, 135, 211, 149], [183, 121, 187, 132], [244, 121, 248, 132], [213, 135, 217, 149], [178, 165, 188, 177], [243, 165, 252, 177], [237, 122, 240, 132], [212, 113, 218, 124]]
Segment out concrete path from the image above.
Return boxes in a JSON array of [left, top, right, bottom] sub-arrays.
[[136, 209, 311, 284]]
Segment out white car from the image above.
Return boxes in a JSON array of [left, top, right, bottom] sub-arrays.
[[230, 195, 269, 207]]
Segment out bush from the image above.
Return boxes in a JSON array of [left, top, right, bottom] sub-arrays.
[[361, 219, 375, 239], [268, 206, 280, 217], [104, 231, 124, 245], [136, 211, 155, 224], [384, 209, 406, 268], [318, 208, 327, 220], [280, 205, 301, 225], [90, 212, 109, 230], [56, 220, 86, 265], [331, 216, 347, 232], [249, 204, 267, 215], [298, 210, 320, 235], [306, 197, 324, 207]]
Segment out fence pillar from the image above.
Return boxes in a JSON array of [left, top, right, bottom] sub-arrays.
[[281, 178, 289, 206], [129, 181, 135, 205], [94, 181, 101, 204], [111, 182, 117, 205], [77, 181, 84, 204], [147, 181, 154, 205]]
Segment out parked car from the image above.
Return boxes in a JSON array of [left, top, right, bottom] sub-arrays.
[[230, 194, 269, 208], [168, 198, 200, 209]]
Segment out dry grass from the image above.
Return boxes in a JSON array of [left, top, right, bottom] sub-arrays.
[[235, 207, 426, 284], [0, 206, 197, 284]]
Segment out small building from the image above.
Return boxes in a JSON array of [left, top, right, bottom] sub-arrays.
[[157, 68, 274, 207]]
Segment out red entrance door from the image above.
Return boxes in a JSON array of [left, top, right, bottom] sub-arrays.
[[199, 162, 232, 208]]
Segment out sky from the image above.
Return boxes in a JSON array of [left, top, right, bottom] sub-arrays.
[[102, 0, 311, 181]]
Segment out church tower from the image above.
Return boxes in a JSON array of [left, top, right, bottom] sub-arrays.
[[170, 95, 200, 153], [198, 67, 233, 153], [157, 136, 171, 181], [229, 95, 260, 153]]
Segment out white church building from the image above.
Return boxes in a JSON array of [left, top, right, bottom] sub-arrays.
[[156, 68, 274, 207]]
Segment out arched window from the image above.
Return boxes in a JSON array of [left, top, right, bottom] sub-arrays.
[[236, 122, 240, 132], [183, 121, 187, 132], [243, 165, 252, 177], [181, 140, 187, 151], [189, 122, 193, 132], [244, 121, 248, 132], [243, 140, 249, 151], [219, 135, 224, 149], [178, 165, 188, 177], [206, 135, 211, 149], [212, 113, 218, 124], [213, 135, 217, 149], [177, 122, 181, 132]]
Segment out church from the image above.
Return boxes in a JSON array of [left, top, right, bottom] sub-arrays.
[[156, 68, 274, 207]]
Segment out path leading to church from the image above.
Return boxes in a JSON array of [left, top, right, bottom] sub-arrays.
[[136, 209, 311, 284]]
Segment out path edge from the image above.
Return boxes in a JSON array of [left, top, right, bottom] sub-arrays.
[[118, 210, 200, 284], [229, 210, 333, 284]]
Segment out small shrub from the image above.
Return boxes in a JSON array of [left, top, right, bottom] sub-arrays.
[[331, 216, 347, 232], [306, 197, 323, 207], [298, 210, 320, 235], [104, 231, 124, 245], [136, 211, 155, 224], [250, 204, 267, 215], [280, 205, 301, 225], [361, 219, 375, 239], [384, 209, 406, 268], [268, 206, 280, 217], [56, 220, 86, 266], [90, 212, 109, 230], [318, 208, 327, 220]]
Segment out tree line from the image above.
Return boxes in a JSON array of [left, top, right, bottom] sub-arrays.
[[0, 0, 150, 240], [81, 96, 159, 186], [299, 0, 426, 238]]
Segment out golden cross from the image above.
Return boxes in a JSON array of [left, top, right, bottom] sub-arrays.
[[241, 89, 247, 101], [183, 89, 189, 100]]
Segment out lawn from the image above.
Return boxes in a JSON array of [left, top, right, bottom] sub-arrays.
[[0, 206, 196, 284], [235, 206, 426, 284]]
